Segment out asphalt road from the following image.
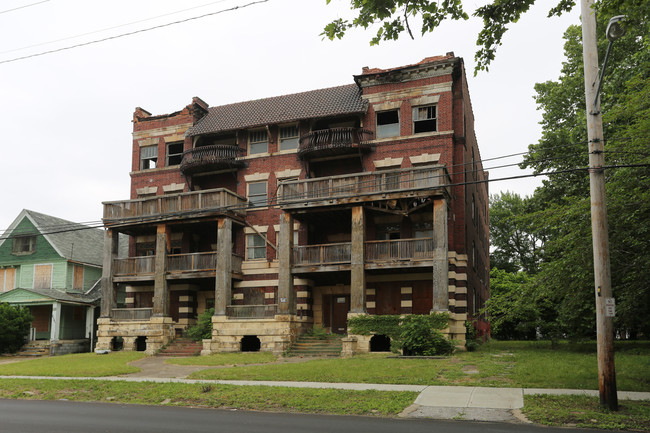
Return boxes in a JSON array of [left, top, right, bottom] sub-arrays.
[[0, 399, 606, 433]]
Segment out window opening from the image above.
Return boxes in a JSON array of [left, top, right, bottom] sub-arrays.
[[247, 234, 266, 260], [413, 105, 437, 133], [140, 145, 158, 169], [167, 141, 183, 166], [248, 181, 267, 207], [376, 110, 400, 138], [12, 236, 36, 254], [279, 125, 299, 151], [249, 129, 268, 155]]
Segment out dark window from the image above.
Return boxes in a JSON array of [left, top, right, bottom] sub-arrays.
[[140, 145, 158, 170], [12, 236, 36, 254], [376, 110, 400, 138], [413, 105, 437, 133], [167, 141, 183, 166]]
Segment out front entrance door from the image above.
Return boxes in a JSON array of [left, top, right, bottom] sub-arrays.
[[331, 295, 350, 334]]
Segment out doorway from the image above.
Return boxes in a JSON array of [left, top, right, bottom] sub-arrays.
[[330, 295, 350, 334]]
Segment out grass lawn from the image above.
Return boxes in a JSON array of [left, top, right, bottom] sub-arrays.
[[166, 352, 276, 366], [188, 340, 650, 392], [0, 352, 146, 377], [524, 394, 650, 431], [0, 379, 416, 416]]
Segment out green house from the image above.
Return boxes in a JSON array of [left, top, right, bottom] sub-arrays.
[[0, 210, 104, 355]]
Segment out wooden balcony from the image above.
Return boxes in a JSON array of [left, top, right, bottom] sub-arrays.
[[226, 304, 278, 319], [111, 308, 153, 321], [278, 165, 449, 210], [291, 238, 435, 272], [180, 144, 246, 176], [113, 253, 243, 282], [103, 188, 246, 227], [298, 127, 373, 160]]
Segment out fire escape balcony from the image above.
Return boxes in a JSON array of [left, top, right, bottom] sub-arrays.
[[179, 144, 246, 176], [103, 188, 247, 227], [278, 164, 450, 210], [297, 127, 373, 160]]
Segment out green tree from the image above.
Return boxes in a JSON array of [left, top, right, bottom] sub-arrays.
[[0, 303, 32, 354], [322, 0, 636, 73], [490, 192, 546, 274], [520, 9, 650, 339]]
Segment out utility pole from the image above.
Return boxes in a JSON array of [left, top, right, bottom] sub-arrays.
[[580, 0, 618, 411]]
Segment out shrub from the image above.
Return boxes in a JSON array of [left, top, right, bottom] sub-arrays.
[[464, 320, 479, 352], [398, 315, 454, 356], [186, 308, 214, 341], [0, 303, 33, 353]]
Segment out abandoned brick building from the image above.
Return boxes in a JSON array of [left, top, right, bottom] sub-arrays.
[[96, 53, 490, 355]]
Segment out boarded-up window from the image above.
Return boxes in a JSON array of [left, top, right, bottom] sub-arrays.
[[34, 264, 52, 289], [135, 292, 154, 308], [0, 268, 16, 292], [73, 265, 84, 290]]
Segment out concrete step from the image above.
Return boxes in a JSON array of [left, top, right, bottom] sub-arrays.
[[288, 334, 343, 357], [156, 338, 203, 357]]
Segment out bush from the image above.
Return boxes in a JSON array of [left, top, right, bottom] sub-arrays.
[[398, 315, 455, 356], [186, 308, 214, 341], [0, 303, 32, 353], [465, 320, 479, 352]]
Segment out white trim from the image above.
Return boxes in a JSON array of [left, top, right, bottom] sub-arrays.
[[162, 183, 185, 193], [136, 186, 158, 196], [409, 94, 441, 106], [275, 168, 301, 179], [138, 137, 158, 147], [244, 225, 269, 234], [373, 157, 403, 168], [409, 153, 441, 165], [244, 172, 270, 182], [163, 134, 185, 143]]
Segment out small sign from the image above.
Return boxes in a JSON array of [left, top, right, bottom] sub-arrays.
[[604, 298, 616, 317], [280, 297, 287, 303], [337, 297, 346, 303]]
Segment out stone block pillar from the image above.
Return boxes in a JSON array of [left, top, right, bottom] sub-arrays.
[[153, 224, 170, 317], [215, 218, 232, 316], [432, 198, 449, 312], [100, 229, 119, 318], [350, 206, 366, 313], [278, 212, 295, 315]]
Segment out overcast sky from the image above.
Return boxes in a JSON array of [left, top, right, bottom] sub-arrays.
[[0, 0, 581, 232]]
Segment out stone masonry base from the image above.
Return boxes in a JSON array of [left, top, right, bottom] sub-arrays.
[[96, 316, 175, 355]]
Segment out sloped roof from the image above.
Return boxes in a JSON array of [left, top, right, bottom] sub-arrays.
[[187, 84, 366, 136], [0, 210, 104, 267], [0, 285, 100, 306]]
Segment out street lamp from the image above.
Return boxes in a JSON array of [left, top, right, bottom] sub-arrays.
[[580, 3, 626, 411], [593, 15, 627, 111]]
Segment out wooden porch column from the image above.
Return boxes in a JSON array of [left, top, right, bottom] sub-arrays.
[[100, 229, 118, 318], [153, 224, 170, 317], [432, 198, 449, 312], [278, 212, 295, 315], [50, 302, 61, 341], [214, 218, 232, 316], [350, 206, 366, 313]]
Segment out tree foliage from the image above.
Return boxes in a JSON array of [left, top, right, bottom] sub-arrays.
[[0, 303, 32, 354], [323, 0, 579, 73]]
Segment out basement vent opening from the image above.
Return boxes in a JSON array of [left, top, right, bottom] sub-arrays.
[[240, 335, 261, 352], [111, 336, 124, 351], [135, 336, 147, 352], [370, 334, 391, 352]]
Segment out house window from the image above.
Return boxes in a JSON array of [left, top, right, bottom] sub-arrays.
[[249, 129, 268, 155], [247, 234, 266, 260], [376, 110, 400, 138], [248, 181, 267, 207], [73, 265, 84, 290], [140, 145, 158, 170], [167, 141, 183, 166], [413, 105, 437, 134], [414, 222, 433, 239], [279, 125, 299, 151], [12, 236, 36, 255], [376, 224, 401, 240], [34, 264, 52, 290], [0, 268, 16, 292]]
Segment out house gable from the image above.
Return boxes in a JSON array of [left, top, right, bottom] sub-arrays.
[[0, 288, 56, 305]]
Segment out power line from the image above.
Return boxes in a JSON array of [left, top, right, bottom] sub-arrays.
[[0, 0, 49, 16], [0, 0, 270, 65], [0, 0, 232, 55]]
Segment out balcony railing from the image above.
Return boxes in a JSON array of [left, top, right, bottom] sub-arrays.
[[278, 165, 449, 206], [180, 144, 246, 176], [168, 252, 216, 272], [365, 238, 434, 262], [226, 304, 278, 319], [113, 256, 155, 276], [293, 242, 351, 266], [103, 187, 246, 224], [298, 127, 373, 160], [111, 308, 153, 321]]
